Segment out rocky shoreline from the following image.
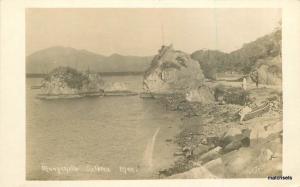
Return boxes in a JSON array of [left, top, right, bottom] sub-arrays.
[[156, 86, 282, 178], [139, 44, 282, 178]]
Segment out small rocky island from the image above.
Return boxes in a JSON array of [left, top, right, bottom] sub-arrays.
[[37, 67, 105, 99]]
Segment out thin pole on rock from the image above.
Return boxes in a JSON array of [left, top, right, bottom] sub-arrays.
[[161, 22, 165, 45], [159, 9, 165, 46]]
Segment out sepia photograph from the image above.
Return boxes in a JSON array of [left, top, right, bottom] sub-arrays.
[[25, 8, 283, 180]]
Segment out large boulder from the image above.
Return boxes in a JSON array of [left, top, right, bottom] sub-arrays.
[[249, 121, 282, 141], [203, 158, 225, 178], [222, 147, 257, 177], [219, 128, 251, 153], [185, 85, 215, 103], [143, 45, 205, 95], [198, 146, 222, 164]]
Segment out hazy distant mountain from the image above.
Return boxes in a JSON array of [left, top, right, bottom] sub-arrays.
[[26, 46, 153, 74]]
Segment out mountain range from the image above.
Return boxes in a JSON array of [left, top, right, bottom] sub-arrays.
[[26, 46, 153, 74], [27, 27, 281, 79]]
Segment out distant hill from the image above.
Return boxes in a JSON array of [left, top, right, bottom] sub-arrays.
[[228, 28, 281, 73], [191, 28, 282, 79], [26, 46, 153, 74], [191, 50, 229, 79]]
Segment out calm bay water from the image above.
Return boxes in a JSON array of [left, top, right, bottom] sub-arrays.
[[26, 76, 182, 180]]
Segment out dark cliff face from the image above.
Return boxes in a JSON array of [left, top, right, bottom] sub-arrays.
[[143, 45, 205, 94]]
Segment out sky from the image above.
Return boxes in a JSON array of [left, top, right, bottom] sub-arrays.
[[26, 8, 281, 56]]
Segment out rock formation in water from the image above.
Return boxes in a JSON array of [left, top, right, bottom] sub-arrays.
[[143, 45, 214, 102], [143, 44, 204, 94], [40, 66, 104, 95]]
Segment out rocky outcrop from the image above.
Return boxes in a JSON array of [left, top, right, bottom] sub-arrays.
[[40, 67, 104, 95], [250, 55, 282, 85], [143, 45, 205, 95], [143, 45, 215, 103], [162, 80, 282, 178]]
